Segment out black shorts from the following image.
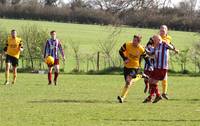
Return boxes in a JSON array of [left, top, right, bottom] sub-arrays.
[[6, 55, 19, 67], [123, 67, 141, 81]]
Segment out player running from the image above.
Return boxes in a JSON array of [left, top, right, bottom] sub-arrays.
[[44, 30, 65, 85], [143, 35, 179, 103], [4, 29, 23, 85], [117, 35, 151, 103]]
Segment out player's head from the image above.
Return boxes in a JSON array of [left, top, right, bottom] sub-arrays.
[[159, 25, 168, 36], [50, 30, 56, 40], [11, 29, 17, 38], [152, 35, 162, 47], [146, 37, 154, 47], [132, 34, 142, 46]]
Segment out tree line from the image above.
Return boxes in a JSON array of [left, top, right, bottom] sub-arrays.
[[0, 0, 200, 32]]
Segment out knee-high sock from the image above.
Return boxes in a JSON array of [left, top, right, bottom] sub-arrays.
[[5, 71, 9, 82], [48, 72, 52, 83], [155, 84, 160, 97], [54, 72, 58, 81], [121, 85, 130, 99], [162, 80, 168, 94], [13, 73, 17, 83], [149, 84, 155, 98]]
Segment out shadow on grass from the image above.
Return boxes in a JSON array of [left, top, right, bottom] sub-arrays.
[[170, 99, 200, 102], [29, 99, 116, 104], [103, 118, 200, 122]]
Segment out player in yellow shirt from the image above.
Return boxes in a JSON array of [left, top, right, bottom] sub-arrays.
[[159, 25, 176, 99], [117, 35, 151, 103], [4, 30, 23, 85]]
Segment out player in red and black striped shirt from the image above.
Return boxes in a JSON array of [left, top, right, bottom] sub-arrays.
[[44, 30, 65, 85]]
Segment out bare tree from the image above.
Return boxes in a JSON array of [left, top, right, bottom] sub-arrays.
[[190, 42, 200, 73], [87, 0, 140, 14], [175, 48, 190, 73], [70, 0, 88, 10], [97, 27, 121, 67], [69, 40, 81, 72], [44, 0, 58, 6], [11, 0, 21, 4], [0, 0, 6, 4]]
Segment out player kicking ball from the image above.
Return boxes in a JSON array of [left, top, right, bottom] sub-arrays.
[[143, 35, 179, 103], [44, 30, 65, 85], [117, 35, 151, 103]]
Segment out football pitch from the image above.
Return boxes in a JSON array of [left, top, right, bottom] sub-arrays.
[[0, 73, 200, 126]]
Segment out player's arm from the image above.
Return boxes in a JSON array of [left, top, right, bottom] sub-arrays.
[[19, 40, 24, 51], [119, 43, 128, 61], [145, 38, 154, 55], [58, 41, 65, 60], [4, 40, 8, 52], [166, 43, 179, 54], [141, 51, 153, 68], [44, 40, 49, 59]]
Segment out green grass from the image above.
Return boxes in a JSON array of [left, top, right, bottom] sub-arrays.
[[0, 18, 200, 72], [0, 73, 200, 126], [0, 18, 199, 51]]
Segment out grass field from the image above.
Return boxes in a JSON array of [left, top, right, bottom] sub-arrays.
[[1, 18, 200, 72], [0, 18, 199, 51], [0, 73, 200, 126], [0, 19, 200, 125]]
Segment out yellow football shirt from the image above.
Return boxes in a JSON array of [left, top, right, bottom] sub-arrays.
[[161, 35, 172, 44], [6, 36, 22, 59], [124, 42, 145, 69]]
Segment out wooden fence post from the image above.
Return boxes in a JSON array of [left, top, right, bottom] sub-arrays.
[[97, 52, 100, 71]]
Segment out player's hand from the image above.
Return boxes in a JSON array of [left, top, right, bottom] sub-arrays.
[[62, 58, 66, 63], [148, 66, 154, 71], [20, 47, 24, 52], [174, 49, 179, 54], [124, 59, 130, 64], [43, 57, 47, 62]]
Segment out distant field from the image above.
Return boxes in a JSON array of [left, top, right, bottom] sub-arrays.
[[0, 18, 200, 72], [0, 73, 200, 126], [1, 18, 199, 50]]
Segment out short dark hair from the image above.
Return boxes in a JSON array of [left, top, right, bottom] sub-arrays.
[[50, 30, 56, 34], [133, 34, 142, 42], [11, 29, 16, 33]]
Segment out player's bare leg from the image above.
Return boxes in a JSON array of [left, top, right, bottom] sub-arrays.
[[143, 79, 161, 103], [118, 75, 133, 103], [48, 66, 53, 85], [54, 65, 59, 86], [143, 83, 154, 103], [144, 78, 149, 93], [12, 66, 17, 84], [5, 63, 10, 85]]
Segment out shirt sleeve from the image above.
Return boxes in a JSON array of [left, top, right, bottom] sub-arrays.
[[119, 43, 127, 61], [165, 43, 175, 50], [44, 40, 49, 58], [4, 40, 8, 52], [141, 48, 152, 67], [58, 41, 65, 59]]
